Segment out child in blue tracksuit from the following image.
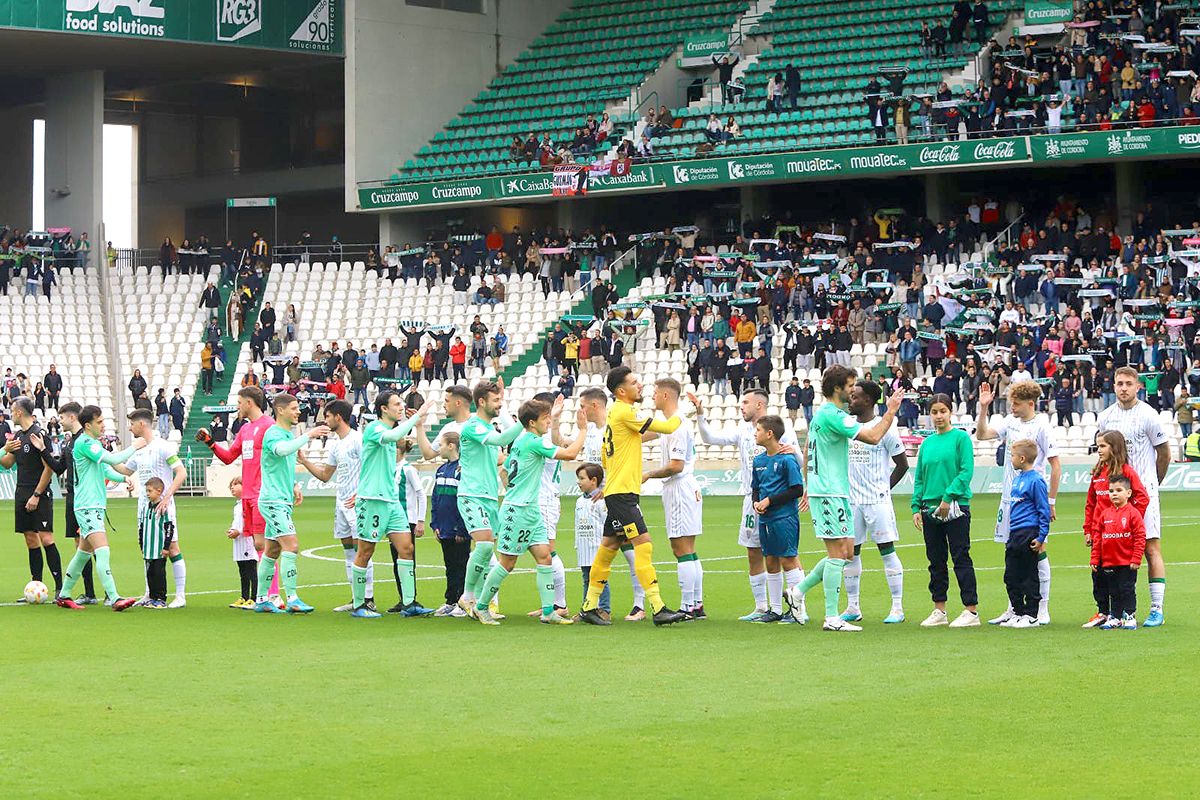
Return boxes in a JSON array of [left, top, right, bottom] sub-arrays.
[[1003, 439, 1051, 628], [430, 432, 469, 615]]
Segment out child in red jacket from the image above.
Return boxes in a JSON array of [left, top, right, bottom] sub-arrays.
[[1082, 431, 1148, 628], [1090, 476, 1146, 630]]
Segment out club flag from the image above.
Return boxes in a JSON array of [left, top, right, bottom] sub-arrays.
[[552, 166, 589, 197]]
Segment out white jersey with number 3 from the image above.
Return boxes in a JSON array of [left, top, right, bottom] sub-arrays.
[[848, 425, 904, 506]]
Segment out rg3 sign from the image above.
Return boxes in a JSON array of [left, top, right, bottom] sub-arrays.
[[217, 0, 262, 42], [552, 165, 589, 197]]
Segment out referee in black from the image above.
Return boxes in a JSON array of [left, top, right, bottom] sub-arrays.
[[0, 396, 62, 600], [32, 401, 99, 603]]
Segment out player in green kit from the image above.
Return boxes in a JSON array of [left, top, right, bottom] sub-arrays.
[[346, 389, 434, 619], [787, 366, 903, 631], [456, 379, 523, 617], [254, 393, 330, 614], [54, 405, 147, 611], [474, 397, 588, 625]]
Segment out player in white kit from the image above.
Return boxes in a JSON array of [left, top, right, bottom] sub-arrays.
[[296, 400, 374, 612], [577, 387, 644, 619], [117, 409, 188, 607], [642, 379, 704, 619], [692, 388, 806, 623], [1097, 366, 1170, 626], [843, 380, 908, 623], [975, 380, 1061, 625]]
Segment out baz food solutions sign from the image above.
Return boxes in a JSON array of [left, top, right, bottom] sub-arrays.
[[2, 0, 341, 53]]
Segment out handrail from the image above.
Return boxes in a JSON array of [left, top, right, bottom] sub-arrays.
[[629, 89, 659, 127], [983, 212, 1025, 261]]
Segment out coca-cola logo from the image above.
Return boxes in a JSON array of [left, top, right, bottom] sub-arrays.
[[974, 141, 1016, 159], [918, 145, 960, 164]]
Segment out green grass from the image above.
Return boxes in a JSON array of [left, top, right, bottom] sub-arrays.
[[1, 493, 1196, 798]]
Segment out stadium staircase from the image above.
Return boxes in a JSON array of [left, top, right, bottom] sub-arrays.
[[179, 271, 266, 447], [657, 0, 1021, 157]]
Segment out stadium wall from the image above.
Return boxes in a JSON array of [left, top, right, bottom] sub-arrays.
[[345, 0, 571, 229]]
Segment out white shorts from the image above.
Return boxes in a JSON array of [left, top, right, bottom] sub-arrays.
[[737, 494, 760, 549], [540, 497, 561, 542], [662, 478, 703, 539], [852, 502, 899, 546], [232, 533, 257, 562], [1144, 492, 1162, 540], [993, 499, 1012, 544], [333, 502, 356, 540]]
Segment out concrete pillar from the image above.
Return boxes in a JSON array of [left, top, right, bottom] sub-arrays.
[[556, 198, 596, 234], [44, 71, 103, 268], [1114, 161, 1142, 237], [740, 185, 769, 228], [0, 106, 34, 230], [924, 172, 957, 223], [379, 211, 425, 249]]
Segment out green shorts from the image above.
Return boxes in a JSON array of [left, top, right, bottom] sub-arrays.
[[75, 507, 106, 538], [458, 496, 499, 534], [810, 496, 853, 540], [355, 498, 408, 543], [257, 501, 297, 541], [496, 503, 549, 556]]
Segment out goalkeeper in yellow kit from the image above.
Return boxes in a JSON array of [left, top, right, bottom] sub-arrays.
[[578, 366, 688, 626]]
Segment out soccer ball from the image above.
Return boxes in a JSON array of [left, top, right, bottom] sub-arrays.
[[24, 580, 49, 605]]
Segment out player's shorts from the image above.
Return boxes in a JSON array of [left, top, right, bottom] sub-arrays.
[[242, 498, 266, 537], [993, 498, 1012, 544], [75, 507, 106, 538], [759, 514, 800, 558], [333, 502, 356, 539], [852, 502, 899, 546], [257, 501, 297, 541], [737, 494, 760, 549], [662, 478, 703, 539], [458, 496, 500, 534], [1144, 491, 1162, 540], [64, 498, 80, 539], [539, 496, 561, 541], [810, 495, 853, 540], [603, 492, 648, 541], [497, 503, 550, 556], [14, 488, 53, 534], [355, 498, 408, 543]]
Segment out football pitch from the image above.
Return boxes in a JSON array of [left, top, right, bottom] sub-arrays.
[[1, 493, 1195, 798]]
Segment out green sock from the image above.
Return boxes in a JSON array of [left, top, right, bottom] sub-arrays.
[[823, 558, 847, 619], [464, 541, 494, 599], [256, 556, 276, 603], [476, 563, 509, 611], [796, 558, 827, 594], [60, 547, 92, 598], [351, 564, 368, 608], [397, 558, 416, 606], [93, 546, 119, 602], [279, 551, 299, 600], [536, 564, 556, 616]]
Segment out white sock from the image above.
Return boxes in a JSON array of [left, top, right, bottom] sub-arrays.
[[365, 559, 375, 600], [623, 548, 645, 608], [551, 552, 567, 608], [171, 557, 186, 598], [843, 554, 862, 610], [1037, 556, 1051, 613], [749, 571, 768, 612], [489, 554, 501, 606], [881, 549, 904, 609], [693, 558, 704, 607], [677, 559, 694, 611], [1149, 579, 1164, 612], [766, 571, 783, 614], [342, 544, 355, 586], [785, 568, 807, 616]]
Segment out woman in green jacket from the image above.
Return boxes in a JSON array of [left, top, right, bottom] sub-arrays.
[[911, 393, 979, 628]]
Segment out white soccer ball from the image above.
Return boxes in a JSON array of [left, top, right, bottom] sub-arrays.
[[24, 580, 49, 605]]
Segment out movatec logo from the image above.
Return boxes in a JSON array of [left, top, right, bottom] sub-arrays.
[[65, 0, 165, 38], [217, 0, 262, 42]]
